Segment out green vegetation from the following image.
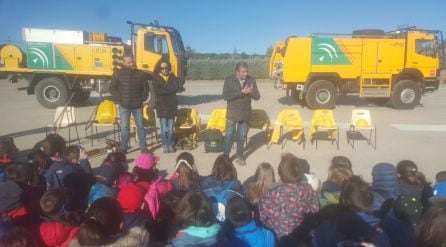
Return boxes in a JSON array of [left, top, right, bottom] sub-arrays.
[[186, 47, 270, 80], [187, 57, 269, 80]]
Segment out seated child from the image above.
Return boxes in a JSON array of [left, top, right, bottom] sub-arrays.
[[225, 196, 275, 247]]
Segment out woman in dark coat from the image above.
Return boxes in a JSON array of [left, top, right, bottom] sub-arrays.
[[152, 59, 179, 153]]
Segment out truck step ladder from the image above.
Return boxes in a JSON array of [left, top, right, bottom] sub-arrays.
[[359, 74, 391, 98]]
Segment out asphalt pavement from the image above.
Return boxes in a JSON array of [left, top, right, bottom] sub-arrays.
[[1, 79, 446, 184]]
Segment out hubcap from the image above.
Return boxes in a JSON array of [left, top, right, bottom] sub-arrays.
[[43, 86, 61, 103], [400, 88, 415, 104], [315, 89, 331, 104]]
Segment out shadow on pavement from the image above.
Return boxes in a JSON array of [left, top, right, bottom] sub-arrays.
[[178, 94, 222, 106]]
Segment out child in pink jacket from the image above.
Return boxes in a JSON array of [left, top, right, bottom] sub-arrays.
[[132, 153, 173, 220]]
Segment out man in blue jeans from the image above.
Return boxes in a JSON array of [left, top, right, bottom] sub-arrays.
[[110, 55, 151, 153], [222, 62, 260, 166]]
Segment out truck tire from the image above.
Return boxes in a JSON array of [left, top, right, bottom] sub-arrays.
[[35, 77, 69, 109], [72, 90, 91, 105], [305, 80, 338, 109], [390, 80, 422, 109]]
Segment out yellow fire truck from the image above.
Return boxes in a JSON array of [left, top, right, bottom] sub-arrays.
[[269, 41, 285, 89], [0, 21, 187, 108], [275, 28, 444, 109]]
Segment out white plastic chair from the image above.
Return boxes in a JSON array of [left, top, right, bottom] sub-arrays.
[[348, 109, 376, 149], [46, 106, 80, 144]]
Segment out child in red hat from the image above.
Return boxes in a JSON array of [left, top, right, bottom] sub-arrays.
[[117, 183, 151, 233]]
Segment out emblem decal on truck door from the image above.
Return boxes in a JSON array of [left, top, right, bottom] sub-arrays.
[[27, 42, 54, 69], [312, 38, 352, 65], [29, 48, 49, 67]]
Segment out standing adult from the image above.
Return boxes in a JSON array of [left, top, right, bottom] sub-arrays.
[[222, 62, 260, 166], [152, 58, 179, 153], [110, 55, 150, 153]]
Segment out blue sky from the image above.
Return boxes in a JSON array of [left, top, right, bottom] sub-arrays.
[[0, 0, 445, 54]]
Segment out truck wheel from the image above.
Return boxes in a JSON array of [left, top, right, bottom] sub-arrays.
[[390, 80, 421, 109], [72, 90, 91, 105], [305, 80, 338, 109], [35, 77, 69, 109]]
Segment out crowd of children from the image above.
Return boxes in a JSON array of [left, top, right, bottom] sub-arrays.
[[0, 134, 446, 247]]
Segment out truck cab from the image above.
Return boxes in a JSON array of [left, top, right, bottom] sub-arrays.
[[404, 31, 442, 88], [132, 22, 187, 86]]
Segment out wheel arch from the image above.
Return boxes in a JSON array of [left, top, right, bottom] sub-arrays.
[[28, 72, 73, 95], [393, 69, 424, 87], [304, 72, 342, 93]]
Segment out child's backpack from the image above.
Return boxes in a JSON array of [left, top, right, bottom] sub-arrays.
[[143, 178, 162, 220], [204, 181, 242, 222], [96, 100, 117, 124], [204, 129, 224, 153]]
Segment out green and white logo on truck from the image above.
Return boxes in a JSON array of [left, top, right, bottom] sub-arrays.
[[312, 38, 351, 65], [27, 42, 54, 69], [26, 42, 73, 70]]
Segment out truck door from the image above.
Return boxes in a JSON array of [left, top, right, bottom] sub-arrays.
[[405, 32, 439, 78], [136, 30, 169, 73], [361, 39, 404, 75], [361, 40, 378, 74], [75, 46, 94, 71], [93, 46, 111, 72], [376, 39, 405, 74]]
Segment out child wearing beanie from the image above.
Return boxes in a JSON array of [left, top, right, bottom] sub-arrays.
[[117, 183, 151, 233]]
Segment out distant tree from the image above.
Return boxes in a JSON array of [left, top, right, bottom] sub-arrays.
[[240, 52, 249, 59], [233, 46, 238, 54], [185, 45, 196, 58]]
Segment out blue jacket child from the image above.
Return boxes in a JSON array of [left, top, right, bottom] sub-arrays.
[[225, 196, 275, 247]]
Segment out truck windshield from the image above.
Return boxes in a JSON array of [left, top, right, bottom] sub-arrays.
[[144, 33, 169, 56], [415, 39, 435, 57]]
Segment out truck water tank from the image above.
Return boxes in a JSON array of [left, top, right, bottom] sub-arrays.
[[23, 28, 84, 44]]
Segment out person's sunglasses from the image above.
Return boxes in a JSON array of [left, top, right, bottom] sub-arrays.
[[160, 67, 169, 70]]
